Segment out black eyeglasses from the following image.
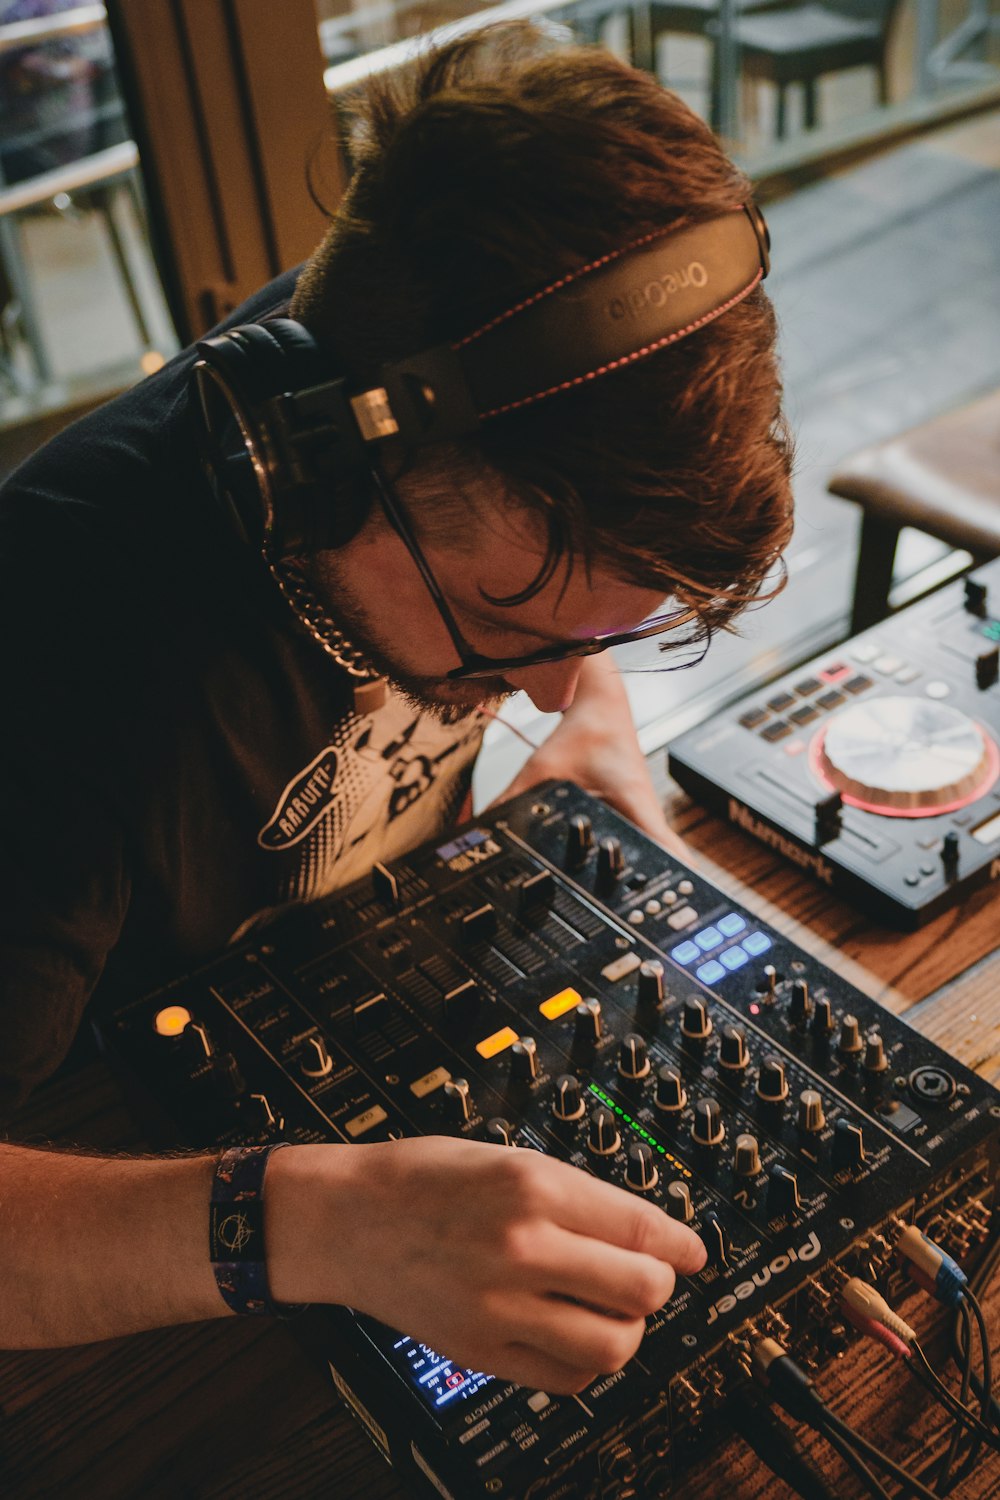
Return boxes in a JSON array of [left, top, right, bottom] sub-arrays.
[[369, 465, 699, 683]]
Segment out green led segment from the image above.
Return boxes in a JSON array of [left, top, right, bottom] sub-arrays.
[[588, 1083, 691, 1179], [982, 620, 1000, 643]]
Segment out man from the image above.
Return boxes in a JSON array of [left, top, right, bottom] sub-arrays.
[[0, 23, 792, 1388]]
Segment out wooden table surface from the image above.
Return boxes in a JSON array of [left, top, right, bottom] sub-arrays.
[[1, 779, 998, 1500]]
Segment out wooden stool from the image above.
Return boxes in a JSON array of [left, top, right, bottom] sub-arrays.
[[828, 387, 1000, 633]]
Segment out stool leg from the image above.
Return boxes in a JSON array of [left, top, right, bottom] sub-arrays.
[[851, 511, 900, 633]]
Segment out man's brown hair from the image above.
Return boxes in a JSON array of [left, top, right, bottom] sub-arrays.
[[293, 22, 794, 654]]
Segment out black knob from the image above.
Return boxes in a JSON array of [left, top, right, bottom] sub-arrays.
[[597, 837, 625, 884], [637, 960, 665, 1010], [942, 830, 960, 876], [965, 575, 988, 617], [655, 1066, 687, 1113], [733, 1134, 762, 1177], [574, 997, 603, 1044], [681, 997, 712, 1043], [212, 1051, 246, 1099], [758, 964, 779, 1004], [702, 1210, 729, 1268], [618, 1033, 650, 1080], [566, 814, 594, 868], [443, 1077, 473, 1124], [838, 1015, 863, 1058], [768, 1164, 801, 1216], [625, 1142, 659, 1192], [511, 1037, 539, 1083], [976, 646, 999, 690], [863, 1032, 888, 1074], [519, 869, 554, 917], [588, 1105, 621, 1156], [300, 1035, 334, 1079], [182, 1019, 214, 1064], [246, 1092, 283, 1135], [692, 1097, 725, 1148], [552, 1073, 585, 1122], [372, 860, 399, 906], [718, 1024, 749, 1074], [797, 1088, 826, 1134], [833, 1118, 866, 1170], [812, 996, 835, 1037], [486, 1117, 517, 1147], [666, 1181, 694, 1223], [789, 979, 811, 1026], [756, 1056, 788, 1104]]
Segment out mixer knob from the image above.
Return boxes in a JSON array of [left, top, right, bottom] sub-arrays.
[[443, 1077, 473, 1124], [372, 860, 399, 906], [565, 814, 594, 868], [789, 979, 811, 1026], [812, 996, 835, 1037], [486, 1117, 517, 1147], [942, 830, 960, 877], [183, 1019, 215, 1063], [655, 1066, 687, 1114], [574, 997, 604, 1044], [838, 1015, 864, 1058], [768, 1164, 801, 1216], [511, 1037, 539, 1083], [300, 1035, 334, 1079], [756, 1056, 789, 1104], [618, 1033, 651, 1080], [666, 1181, 694, 1223], [552, 1073, 586, 1122], [691, 1098, 725, 1148], [833, 1118, 866, 1170], [976, 645, 999, 690], [519, 869, 554, 917], [625, 1142, 659, 1192], [247, 1092, 283, 1134], [964, 576, 988, 617], [863, 1032, 888, 1074], [212, 1051, 246, 1099], [681, 997, 713, 1043], [597, 837, 625, 885], [588, 1105, 621, 1156], [718, 1024, 749, 1074], [701, 1210, 730, 1268], [797, 1088, 826, 1134], [734, 1134, 763, 1178], [637, 960, 666, 1011], [759, 964, 779, 1005]]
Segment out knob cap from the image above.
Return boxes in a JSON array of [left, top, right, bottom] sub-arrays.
[[618, 1033, 650, 1080], [734, 1133, 762, 1177], [588, 1105, 621, 1156], [519, 869, 554, 916], [758, 964, 779, 1004], [511, 1037, 539, 1083], [182, 1019, 214, 1063], [965, 576, 988, 616], [666, 1180, 694, 1223], [372, 860, 399, 906], [942, 830, 960, 875], [625, 1142, 659, 1192], [797, 1088, 826, 1134], [789, 979, 811, 1026], [838, 1015, 863, 1057], [637, 960, 665, 1010], [574, 997, 603, 1044], [486, 1117, 517, 1147], [833, 1118, 866, 1170], [691, 1097, 725, 1148], [566, 814, 594, 868], [718, 1024, 749, 1073], [681, 997, 712, 1043], [552, 1073, 585, 1122], [756, 1056, 788, 1104], [247, 1092, 283, 1135], [597, 837, 625, 884], [655, 1066, 687, 1113], [212, 1051, 246, 1099], [812, 996, 835, 1037], [300, 1035, 334, 1079], [864, 1032, 888, 1074], [443, 1077, 473, 1124], [768, 1164, 801, 1216], [702, 1210, 729, 1267]]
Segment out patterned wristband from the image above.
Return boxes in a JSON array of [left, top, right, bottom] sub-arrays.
[[209, 1143, 309, 1318]]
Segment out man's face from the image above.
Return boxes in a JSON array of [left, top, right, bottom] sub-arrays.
[[307, 496, 669, 721]]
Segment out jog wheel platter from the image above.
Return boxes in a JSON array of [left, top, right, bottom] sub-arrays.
[[669, 560, 1000, 926]]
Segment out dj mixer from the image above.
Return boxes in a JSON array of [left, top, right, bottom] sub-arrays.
[[96, 784, 999, 1500], [668, 559, 1000, 928]]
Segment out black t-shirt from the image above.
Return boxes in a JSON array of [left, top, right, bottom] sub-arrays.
[[0, 271, 484, 1118]]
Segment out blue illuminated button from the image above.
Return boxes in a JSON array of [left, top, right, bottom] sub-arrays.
[[696, 960, 726, 985], [743, 931, 772, 956], [671, 940, 700, 965], [718, 913, 747, 937], [695, 926, 723, 952], [720, 946, 749, 971]]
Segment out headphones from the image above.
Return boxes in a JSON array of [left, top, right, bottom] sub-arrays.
[[192, 203, 770, 561]]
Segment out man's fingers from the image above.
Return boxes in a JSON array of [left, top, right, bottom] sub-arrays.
[[500, 1346, 598, 1395], [543, 1161, 708, 1275], [510, 1299, 647, 1376], [503, 1223, 677, 1319]]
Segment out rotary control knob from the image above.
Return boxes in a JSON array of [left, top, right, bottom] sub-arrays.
[[758, 964, 779, 1004], [691, 1097, 725, 1148], [864, 1032, 888, 1074], [588, 1105, 621, 1156], [789, 979, 811, 1026], [625, 1142, 659, 1192], [552, 1073, 585, 1122], [486, 1117, 517, 1147], [797, 1088, 826, 1134], [838, 1015, 864, 1058], [300, 1035, 334, 1079], [566, 813, 594, 868], [574, 997, 603, 1044], [637, 960, 665, 1010], [702, 1210, 730, 1268], [833, 1118, 866, 1169], [733, 1133, 762, 1177], [768, 1164, 801, 1216], [247, 1092, 283, 1135], [756, 1056, 788, 1105], [511, 1037, 539, 1083], [942, 830, 960, 877], [618, 1033, 651, 1080], [597, 837, 625, 884], [666, 1180, 694, 1223], [812, 996, 835, 1037], [655, 1066, 687, 1113], [681, 997, 713, 1044], [443, 1077, 473, 1124], [182, 1019, 214, 1063], [718, 1024, 749, 1074], [212, 1051, 246, 1099]]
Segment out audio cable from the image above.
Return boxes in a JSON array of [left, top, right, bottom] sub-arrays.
[[728, 1387, 843, 1500]]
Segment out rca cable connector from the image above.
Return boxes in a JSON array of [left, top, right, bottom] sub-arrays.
[[895, 1224, 968, 1307], [839, 1278, 915, 1357]]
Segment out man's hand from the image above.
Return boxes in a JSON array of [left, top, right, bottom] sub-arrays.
[[268, 1138, 706, 1394], [492, 655, 691, 860]]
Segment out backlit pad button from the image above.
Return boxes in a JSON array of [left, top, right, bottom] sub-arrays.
[[794, 676, 822, 695], [671, 940, 701, 965], [819, 662, 851, 683], [851, 641, 879, 663], [872, 655, 902, 675], [766, 692, 796, 712], [739, 707, 769, 729], [895, 666, 920, 684], [600, 952, 642, 983], [743, 931, 772, 956], [718, 913, 747, 937], [789, 705, 820, 726], [720, 946, 749, 971], [816, 690, 845, 711], [843, 674, 872, 694], [926, 680, 951, 699], [760, 720, 792, 742], [696, 960, 726, 986], [695, 926, 723, 951]]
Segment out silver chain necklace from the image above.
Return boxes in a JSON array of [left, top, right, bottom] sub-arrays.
[[265, 551, 387, 711]]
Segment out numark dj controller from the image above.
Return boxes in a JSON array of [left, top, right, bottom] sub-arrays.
[[96, 785, 999, 1500], [669, 558, 1000, 928]]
